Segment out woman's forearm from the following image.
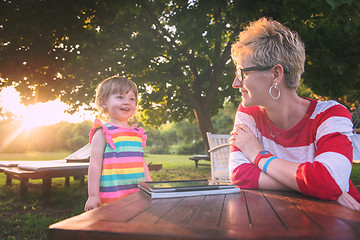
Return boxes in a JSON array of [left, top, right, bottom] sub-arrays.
[[257, 157, 300, 191]]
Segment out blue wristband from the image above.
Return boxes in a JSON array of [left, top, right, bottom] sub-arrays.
[[263, 157, 278, 174]]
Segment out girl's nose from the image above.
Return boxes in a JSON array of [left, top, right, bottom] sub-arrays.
[[232, 76, 242, 88]]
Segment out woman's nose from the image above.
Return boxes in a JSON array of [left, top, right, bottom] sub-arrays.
[[232, 76, 242, 88]]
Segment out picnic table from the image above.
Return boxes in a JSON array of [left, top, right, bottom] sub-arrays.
[[48, 189, 360, 240], [0, 160, 89, 205], [189, 155, 210, 168]]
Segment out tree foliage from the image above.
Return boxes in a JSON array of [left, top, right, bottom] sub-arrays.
[[1, 0, 359, 149], [0, 120, 91, 153]]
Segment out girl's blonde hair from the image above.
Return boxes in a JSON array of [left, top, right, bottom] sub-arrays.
[[231, 17, 305, 89], [95, 76, 138, 123]]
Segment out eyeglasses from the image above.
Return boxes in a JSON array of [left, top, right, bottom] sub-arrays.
[[235, 65, 274, 82]]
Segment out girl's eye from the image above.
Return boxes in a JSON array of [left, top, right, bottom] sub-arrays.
[[117, 95, 123, 99], [130, 97, 135, 101]]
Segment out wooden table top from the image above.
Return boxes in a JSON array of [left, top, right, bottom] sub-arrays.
[[48, 189, 360, 240]]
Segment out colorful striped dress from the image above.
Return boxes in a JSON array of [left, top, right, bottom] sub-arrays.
[[89, 119, 147, 204]]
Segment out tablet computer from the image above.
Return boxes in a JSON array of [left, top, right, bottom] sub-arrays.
[[139, 179, 236, 193]]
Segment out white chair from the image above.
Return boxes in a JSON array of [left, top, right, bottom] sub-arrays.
[[206, 132, 231, 183]]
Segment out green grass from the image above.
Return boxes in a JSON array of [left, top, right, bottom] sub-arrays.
[[351, 163, 360, 186], [0, 152, 359, 239], [0, 153, 210, 240]]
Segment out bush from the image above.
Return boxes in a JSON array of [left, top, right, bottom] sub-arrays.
[[66, 136, 88, 152], [177, 140, 206, 155], [145, 145, 170, 154]]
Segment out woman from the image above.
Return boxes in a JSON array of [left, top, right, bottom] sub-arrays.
[[229, 17, 360, 211]]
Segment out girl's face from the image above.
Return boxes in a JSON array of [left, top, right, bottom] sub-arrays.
[[232, 56, 272, 108], [102, 90, 137, 127]]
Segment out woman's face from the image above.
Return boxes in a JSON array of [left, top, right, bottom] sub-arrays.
[[232, 56, 272, 108]]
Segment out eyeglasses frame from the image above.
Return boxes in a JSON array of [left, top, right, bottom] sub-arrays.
[[235, 65, 289, 83]]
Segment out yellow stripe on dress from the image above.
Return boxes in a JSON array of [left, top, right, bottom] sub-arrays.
[[102, 167, 145, 175], [113, 136, 142, 143]]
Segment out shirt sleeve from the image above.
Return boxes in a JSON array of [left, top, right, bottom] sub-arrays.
[[89, 119, 116, 150], [296, 103, 354, 200], [229, 105, 262, 189], [132, 125, 147, 148]]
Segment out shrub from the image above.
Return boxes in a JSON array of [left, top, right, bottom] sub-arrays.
[[177, 140, 206, 155]]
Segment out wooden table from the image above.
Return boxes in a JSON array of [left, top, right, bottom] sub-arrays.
[[48, 189, 360, 240], [0, 161, 88, 205], [189, 155, 210, 168]]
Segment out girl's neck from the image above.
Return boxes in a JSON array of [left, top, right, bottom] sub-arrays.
[[108, 120, 132, 129]]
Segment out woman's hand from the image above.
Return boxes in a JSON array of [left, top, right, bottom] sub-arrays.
[[229, 124, 264, 163], [337, 192, 360, 211]]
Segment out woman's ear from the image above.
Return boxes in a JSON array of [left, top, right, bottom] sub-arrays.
[[271, 64, 285, 84]]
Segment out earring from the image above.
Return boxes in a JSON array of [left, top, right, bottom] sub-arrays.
[[269, 83, 280, 100]]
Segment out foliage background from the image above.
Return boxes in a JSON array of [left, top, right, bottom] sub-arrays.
[[1, 0, 359, 150]]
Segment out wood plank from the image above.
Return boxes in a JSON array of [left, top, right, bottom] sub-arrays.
[[156, 195, 205, 225], [262, 190, 319, 231], [244, 190, 285, 231], [129, 197, 183, 223], [285, 191, 355, 232], [219, 191, 251, 231], [95, 191, 154, 222], [308, 195, 360, 231], [189, 194, 225, 228]]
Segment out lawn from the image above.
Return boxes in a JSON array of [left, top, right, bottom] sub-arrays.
[[0, 152, 359, 240], [0, 153, 210, 240]]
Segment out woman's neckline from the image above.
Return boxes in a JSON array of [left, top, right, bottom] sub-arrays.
[[264, 97, 315, 133]]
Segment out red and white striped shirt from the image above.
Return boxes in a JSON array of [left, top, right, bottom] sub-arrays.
[[229, 98, 360, 202]]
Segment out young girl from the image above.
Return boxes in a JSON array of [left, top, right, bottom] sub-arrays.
[[84, 76, 152, 211]]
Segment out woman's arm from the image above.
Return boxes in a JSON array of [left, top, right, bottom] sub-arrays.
[[230, 124, 298, 190], [84, 130, 106, 211]]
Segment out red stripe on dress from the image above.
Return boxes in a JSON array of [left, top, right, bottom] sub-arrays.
[[100, 188, 140, 204], [102, 161, 144, 169], [109, 131, 142, 138]]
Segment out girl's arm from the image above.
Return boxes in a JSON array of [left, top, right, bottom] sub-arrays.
[[84, 130, 106, 211], [143, 162, 152, 181]]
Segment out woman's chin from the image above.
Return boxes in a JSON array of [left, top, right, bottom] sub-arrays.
[[241, 95, 250, 107]]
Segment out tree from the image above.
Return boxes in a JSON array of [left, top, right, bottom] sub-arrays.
[[1, 0, 359, 150]]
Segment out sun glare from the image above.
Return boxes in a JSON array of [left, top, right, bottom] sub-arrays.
[[0, 86, 94, 129]]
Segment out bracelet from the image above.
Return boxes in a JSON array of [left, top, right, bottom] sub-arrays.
[[263, 157, 278, 174]]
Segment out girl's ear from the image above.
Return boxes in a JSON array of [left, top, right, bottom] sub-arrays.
[[99, 97, 107, 109]]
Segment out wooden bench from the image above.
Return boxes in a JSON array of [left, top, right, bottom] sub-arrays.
[[0, 161, 89, 205], [189, 155, 210, 168]]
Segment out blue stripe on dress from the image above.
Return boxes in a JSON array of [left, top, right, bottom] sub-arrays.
[[105, 145, 143, 153], [100, 177, 145, 187], [106, 125, 139, 132], [100, 183, 138, 192], [101, 172, 145, 181], [104, 151, 144, 158], [113, 141, 143, 148]]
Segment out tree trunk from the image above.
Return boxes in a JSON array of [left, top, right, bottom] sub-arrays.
[[193, 105, 214, 153]]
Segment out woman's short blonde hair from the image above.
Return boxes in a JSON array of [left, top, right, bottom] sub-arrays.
[[231, 17, 305, 89], [95, 76, 138, 122]]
